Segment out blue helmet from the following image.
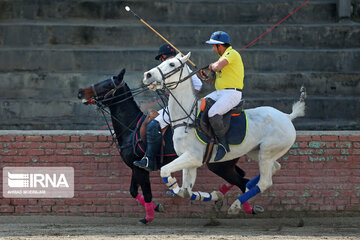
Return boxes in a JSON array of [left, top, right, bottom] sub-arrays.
[[205, 31, 231, 45]]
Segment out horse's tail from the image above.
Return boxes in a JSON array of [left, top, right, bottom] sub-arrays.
[[288, 86, 306, 121], [288, 101, 305, 120]]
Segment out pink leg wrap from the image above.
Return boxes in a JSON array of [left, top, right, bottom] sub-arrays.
[[136, 194, 157, 210], [219, 183, 234, 195], [243, 201, 253, 214], [145, 202, 155, 223], [135, 194, 145, 206]]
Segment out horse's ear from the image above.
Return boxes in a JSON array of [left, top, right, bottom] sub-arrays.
[[118, 68, 126, 80], [180, 52, 191, 63], [175, 52, 182, 59]]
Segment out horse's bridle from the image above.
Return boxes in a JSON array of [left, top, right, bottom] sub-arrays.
[[91, 76, 126, 100], [154, 58, 208, 90], [155, 58, 187, 90], [152, 58, 207, 131]]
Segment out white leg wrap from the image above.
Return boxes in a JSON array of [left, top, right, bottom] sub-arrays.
[[189, 190, 223, 202], [163, 176, 183, 196], [190, 191, 211, 201], [165, 176, 178, 189], [172, 185, 181, 195]]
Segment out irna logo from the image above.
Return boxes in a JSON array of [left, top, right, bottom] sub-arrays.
[[3, 167, 74, 198], [7, 172, 70, 188]]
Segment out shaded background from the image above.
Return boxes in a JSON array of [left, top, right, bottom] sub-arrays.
[[0, 0, 359, 130]]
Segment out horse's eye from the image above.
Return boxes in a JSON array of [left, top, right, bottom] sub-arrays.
[[169, 63, 175, 67]]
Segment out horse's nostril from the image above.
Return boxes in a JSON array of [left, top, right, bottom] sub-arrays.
[[146, 73, 151, 78]]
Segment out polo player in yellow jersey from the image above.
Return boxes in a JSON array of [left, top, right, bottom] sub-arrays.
[[205, 31, 245, 161]]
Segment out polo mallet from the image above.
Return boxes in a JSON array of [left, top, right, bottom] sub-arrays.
[[124, 6, 197, 68]]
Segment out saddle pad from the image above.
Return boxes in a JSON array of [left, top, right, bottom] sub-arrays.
[[195, 111, 248, 146]]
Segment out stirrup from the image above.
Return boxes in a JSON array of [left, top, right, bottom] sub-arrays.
[[134, 156, 155, 172]]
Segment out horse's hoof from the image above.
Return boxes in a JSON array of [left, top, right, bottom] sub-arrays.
[[214, 191, 224, 211], [166, 190, 177, 197], [297, 218, 304, 227], [227, 199, 241, 215], [154, 202, 165, 213], [215, 199, 224, 211], [212, 191, 224, 201], [204, 218, 221, 227], [253, 205, 264, 214], [182, 188, 191, 199], [138, 218, 149, 225], [176, 188, 191, 199]]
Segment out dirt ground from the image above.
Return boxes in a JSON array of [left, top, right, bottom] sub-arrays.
[[0, 216, 359, 240]]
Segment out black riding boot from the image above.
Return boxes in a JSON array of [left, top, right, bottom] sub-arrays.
[[134, 119, 162, 172], [209, 114, 230, 162]]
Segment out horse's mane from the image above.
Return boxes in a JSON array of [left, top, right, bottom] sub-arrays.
[[108, 82, 144, 144]]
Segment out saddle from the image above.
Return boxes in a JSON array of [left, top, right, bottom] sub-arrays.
[[195, 98, 247, 163], [197, 98, 244, 139]]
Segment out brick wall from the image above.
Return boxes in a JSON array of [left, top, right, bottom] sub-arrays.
[[0, 131, 359, 218]]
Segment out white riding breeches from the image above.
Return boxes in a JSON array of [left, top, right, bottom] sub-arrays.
[[205, 89, 242, 117], [155, 108, 170, 129]]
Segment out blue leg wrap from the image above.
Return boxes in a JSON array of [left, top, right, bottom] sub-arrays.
[[203, 195, 212, 202], [238, 185, 261, 204], [162, 177, 169, 184], [246, 174, 260, 190], [190, 193, 196, 201]]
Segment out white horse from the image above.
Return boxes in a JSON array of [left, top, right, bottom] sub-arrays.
[[142, 52, 306, 213]]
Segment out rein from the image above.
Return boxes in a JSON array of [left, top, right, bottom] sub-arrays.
[[154, 61, 207, 131], [96, 99, 143, 151], [165, 87, 198, 130], [158, 61, 207, 90], [100, 86, 149, 107], [90, 81, 148, 151]]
